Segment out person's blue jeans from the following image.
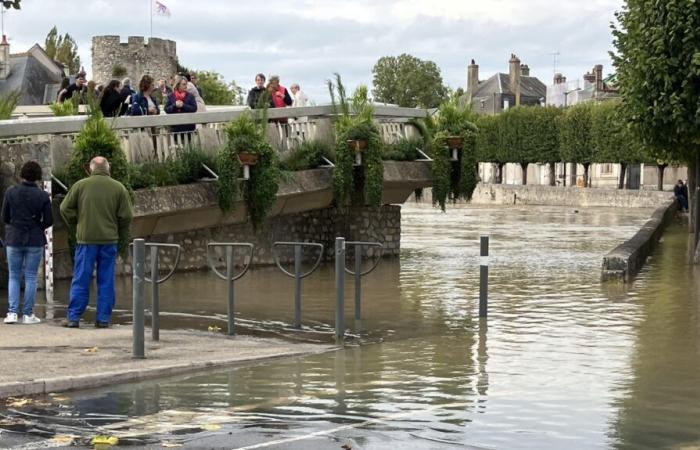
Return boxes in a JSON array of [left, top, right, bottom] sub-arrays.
[[67, 244, 117, 323], [6, 246, 44, 316]]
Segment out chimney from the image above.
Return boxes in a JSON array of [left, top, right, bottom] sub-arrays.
[[467, 58, 479, 98], [583, 70, 595, 84], [509, 54, 521, 106], [520, 64, 530, 77], [594, 64, 604, 91], [553, 73, 566, 85], [0, 35, 10, 81]]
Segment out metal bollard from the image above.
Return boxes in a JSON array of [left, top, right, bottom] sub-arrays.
[[479, 235, 489, 318], [335, 237, 345, 339], [132, 239, 146, 359], [344, 241, 384, 322], [144, 243, 182, 341], [207, 243, 254, 336], [272, 242, 324, 329]]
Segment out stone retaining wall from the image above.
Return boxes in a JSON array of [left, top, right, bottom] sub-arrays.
[[601, 200, 678, 282]]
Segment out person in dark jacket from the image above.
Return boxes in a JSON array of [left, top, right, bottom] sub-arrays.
[[99, 80, 125, 118], [129, 75, 160, 116], [246, 73, 268, 109], [674, 179, 689, 212], [2, 161, 53, 325], [165, 75, 198, 134], [119, 78, 136, 115]]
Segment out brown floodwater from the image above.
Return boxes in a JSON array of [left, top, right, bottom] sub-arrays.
[[2, 203, 699, 449]]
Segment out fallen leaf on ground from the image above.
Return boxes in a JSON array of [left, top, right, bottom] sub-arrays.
[[50, 435, 75, 444], [84, 347, 98, 353], [6, 398, 29, 407], [207, 325, 221, 332], [161, 443, 183, 448], [50, 395, 69, 402], [91, 435, 119, 446], [201, 423, 221, 431]]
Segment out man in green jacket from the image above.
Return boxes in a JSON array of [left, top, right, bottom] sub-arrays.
[[60, 156, 133, 328]]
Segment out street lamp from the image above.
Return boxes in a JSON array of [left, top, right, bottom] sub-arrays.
[[563, 87, 582, 107]]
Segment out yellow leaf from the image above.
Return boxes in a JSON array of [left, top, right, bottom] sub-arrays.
[[162, 443, 183, 448], [6, 398, 29, 407], [50, 435, 75, 444], [84, 347, 98, 353], [91, 435, 119, 445], [51, 395, 69, 402], [207, 325, 221, 332], [201, 423, 221, 431]]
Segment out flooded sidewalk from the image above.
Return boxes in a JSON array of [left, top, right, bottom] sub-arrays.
[[0, 322, 333, 399]]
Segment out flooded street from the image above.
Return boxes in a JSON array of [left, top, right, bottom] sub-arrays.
[[2, 203, 699, 449]]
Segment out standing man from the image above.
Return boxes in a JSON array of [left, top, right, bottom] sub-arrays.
[[674, 179, 689, 212], [246, 73, 267, 109], [57, 74, 87, 103], [290, 83, 309, 107], [60, 157, 133, 328]]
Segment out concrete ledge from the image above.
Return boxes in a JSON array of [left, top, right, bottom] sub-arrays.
[[601, 200, 678, 282], [471, 183, 673, 208], [0, 323, 334, 399]]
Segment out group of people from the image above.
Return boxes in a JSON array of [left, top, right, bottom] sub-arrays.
[[246, 74, 308, 110], [3, 157, 132, 327], [57, 72, 206, 133]]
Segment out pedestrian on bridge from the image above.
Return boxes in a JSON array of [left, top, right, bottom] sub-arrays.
[[60, 157, 133, 328], [2, 161, 53, 325]]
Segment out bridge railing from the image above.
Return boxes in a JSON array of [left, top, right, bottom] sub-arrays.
[[0, 105, 428, 165]]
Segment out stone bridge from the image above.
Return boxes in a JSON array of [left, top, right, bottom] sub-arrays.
[[0, 105, 433, 280]]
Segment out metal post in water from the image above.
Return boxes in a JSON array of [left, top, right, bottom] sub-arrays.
[[133, 239, 146, 359], [479, 235, 489, 318], [354, 244, 362, 321], [294, 244, 302, 329], [335, 237, 345, 339], [150, 245, 160, 341], [226, 246, 235, 335]]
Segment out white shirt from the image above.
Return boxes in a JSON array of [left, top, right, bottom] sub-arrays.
[[292, 91, 309, 107]]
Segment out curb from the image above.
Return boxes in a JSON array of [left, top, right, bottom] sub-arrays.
[[0, 346, 336, 399]]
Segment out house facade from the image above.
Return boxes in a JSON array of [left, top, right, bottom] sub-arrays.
[[0, 36, 65, 105]]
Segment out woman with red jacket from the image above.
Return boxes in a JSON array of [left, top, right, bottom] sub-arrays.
[[267, 75, 292, 123], [165, 75, 198, 134]]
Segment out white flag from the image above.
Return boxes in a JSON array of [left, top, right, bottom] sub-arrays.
[[154, 0, 171, 17]]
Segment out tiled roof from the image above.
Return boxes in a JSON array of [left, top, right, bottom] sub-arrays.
[[472, 73, 547, 99]]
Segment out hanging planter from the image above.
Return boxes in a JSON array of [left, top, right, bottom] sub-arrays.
[[445, 136, 463, 161], [347, 139, 368, 166], [237, 152, 259, 180]]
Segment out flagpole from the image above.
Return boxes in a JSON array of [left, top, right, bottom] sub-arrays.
[[150, 0, 153, 38]]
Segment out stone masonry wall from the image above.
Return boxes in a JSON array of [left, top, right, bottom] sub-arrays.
[[52, 205, 401, 279], [91, 36, 178, 86]]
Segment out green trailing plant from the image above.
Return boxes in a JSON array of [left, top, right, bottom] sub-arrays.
[[218, 112, 280, 229], [111, 64, 127, 78], [280, 140, 333, 171], [328, 74, 384, 207], [429, 99, 479, 210], [383, 137, 423, 161], [0, 91, 20, 119], [49, 99, 77, 116]]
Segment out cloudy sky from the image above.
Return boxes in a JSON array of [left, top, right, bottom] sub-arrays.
[[7, 0, 624, 102]]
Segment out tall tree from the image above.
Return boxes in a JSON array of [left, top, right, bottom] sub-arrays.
[[559, 103, 595, 187], [2, 1, 20, 9], [45, 26, 81, 74], [372, 54, 448, 108], [611, 0, 700, 260], [196, 71, 244, 105]]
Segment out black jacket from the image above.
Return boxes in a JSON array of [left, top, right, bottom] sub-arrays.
[[246, 87, 267, 109], [164, 92, 198, 133], [119, 86, 136, 115], [2, 182, 53, 247], [674, 184, 688, 198], [100, 89, 125, 117]]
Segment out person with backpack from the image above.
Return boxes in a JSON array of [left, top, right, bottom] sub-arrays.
[[129, 75, 160, 116]]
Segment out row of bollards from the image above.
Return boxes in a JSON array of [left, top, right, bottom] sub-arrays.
[[132, 235, 490, 358]]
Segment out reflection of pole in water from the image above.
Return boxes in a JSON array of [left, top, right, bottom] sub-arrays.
[[475, 319, 489, 409], [333, 349, 347, 415], [228, 372, 236, 407], [132, 387, 147, 417], [294, 357, 303, 397]]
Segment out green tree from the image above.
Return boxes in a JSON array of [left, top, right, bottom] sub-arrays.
[[45, 26, 81, 74], [611, 0, 700, 259], [372, 54, 448, 108], [2, 1, 20, 9], [559, 103, 594, 187], [476, 114, 506, 184], [197, 71, 244, 105]]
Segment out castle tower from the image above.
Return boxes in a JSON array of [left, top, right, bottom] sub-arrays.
[[91, 35, 178, 86]]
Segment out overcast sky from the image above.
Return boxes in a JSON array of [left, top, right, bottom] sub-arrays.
[[7, 0, 624, 102]]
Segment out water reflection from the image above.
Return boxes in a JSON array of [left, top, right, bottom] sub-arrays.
[[3, 204, 697, 449]]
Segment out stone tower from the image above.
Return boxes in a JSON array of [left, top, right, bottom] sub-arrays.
[[91, 36, 178, 86]]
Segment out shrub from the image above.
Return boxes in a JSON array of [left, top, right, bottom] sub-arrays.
[[382, 137, 423, 161], [0, 91, 19, 119]]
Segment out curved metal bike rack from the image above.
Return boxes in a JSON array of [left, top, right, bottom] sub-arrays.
[[344, 241, 383, 322], [129, 242, 183, 342], [272, 241, 324, 328], [206, 243, 255, 336]]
